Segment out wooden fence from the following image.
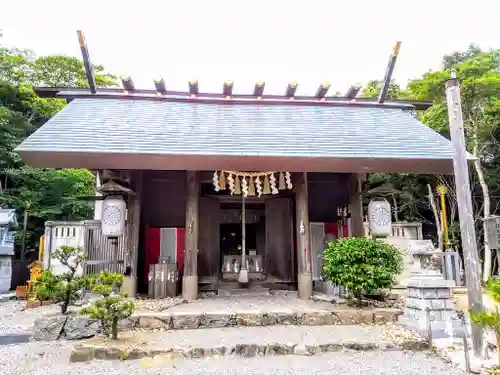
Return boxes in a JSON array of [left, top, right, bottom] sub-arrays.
[[43, 220, 127, 276]]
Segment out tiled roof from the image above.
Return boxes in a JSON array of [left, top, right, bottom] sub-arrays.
[[16, 98, 455, 160]]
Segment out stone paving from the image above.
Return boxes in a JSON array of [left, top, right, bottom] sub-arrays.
[[151, 295, 347, 314]]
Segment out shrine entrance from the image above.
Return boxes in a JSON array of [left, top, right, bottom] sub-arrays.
[[205, 170, 296, 289], [219, 200, 266, 282]]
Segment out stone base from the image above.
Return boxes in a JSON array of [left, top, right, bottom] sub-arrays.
[[400, 275, 459, 339], [398, 316, 463, 339], [121, 276, 137, 298], [182, 275, 198, 301], [298, 273, 313, 300]]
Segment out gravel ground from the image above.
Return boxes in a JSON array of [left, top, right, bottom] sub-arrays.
[[0, 297, 183, 335], [0, 298, 461, 374], [0, 300, 60, 334], [84, 324, 417, 349], [0, 343, 465, 375]]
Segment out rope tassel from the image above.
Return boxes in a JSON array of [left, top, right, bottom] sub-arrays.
[[219, 171, 226, 190], [213, 170, 293, 196], [263, 175, 271, 194], [249, 176, 255, 196], [235, 175, 241, 195], [279, 172, 286, 190]]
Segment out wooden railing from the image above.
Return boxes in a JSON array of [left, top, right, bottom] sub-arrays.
[[364, 221, 423, 240]]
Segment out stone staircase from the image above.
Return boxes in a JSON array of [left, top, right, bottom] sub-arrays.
[[69, 324, 427, 363], [217, 281, 270, 297], [32, 294, 429, 364]]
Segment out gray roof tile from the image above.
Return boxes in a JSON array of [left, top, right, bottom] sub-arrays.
[[16, 98, 455, 160]]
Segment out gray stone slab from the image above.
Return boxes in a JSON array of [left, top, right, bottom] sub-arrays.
[[0, 334, 31, 346], [33, 315, 68, 341], [64, 315, 101, 340], [407, 278, 455, 288]]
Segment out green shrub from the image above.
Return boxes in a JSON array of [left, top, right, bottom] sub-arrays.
[[81, 271, 135, 340], [33, 269, 60, 302], [322, 237, 403, 303], [470, 278, 500, 366], [34, 245, 88, 314]]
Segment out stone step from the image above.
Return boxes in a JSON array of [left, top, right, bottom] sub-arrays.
[[217, 288, 270, 297], [70, 324, 427, 363], [131, 307, 401, 330]]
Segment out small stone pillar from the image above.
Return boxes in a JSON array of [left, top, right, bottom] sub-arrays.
[[399, 273, 459, 339]]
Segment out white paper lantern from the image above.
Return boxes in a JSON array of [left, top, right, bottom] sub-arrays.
[[101, 195, 126, 237], [368, 198, 392, 237]]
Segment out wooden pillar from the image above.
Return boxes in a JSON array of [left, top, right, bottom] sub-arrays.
[[350, 173, 365, 237], [295, 172, 312, 299], [125, 171, 142, 297], [182, 171, 200, 300]]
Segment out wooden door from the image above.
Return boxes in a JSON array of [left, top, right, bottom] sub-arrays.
[[310, 222, 325, 281], [198, 197, 220, 279], [266, 198, 294, 282]]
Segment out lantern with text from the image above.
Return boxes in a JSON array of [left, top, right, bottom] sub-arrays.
[[101, 195, 126, 238], [368, 198, 392, 237]]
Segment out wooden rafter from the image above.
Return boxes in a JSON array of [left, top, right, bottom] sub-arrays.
[[378, 41, 402, 103], [76, 30, 96, 94]]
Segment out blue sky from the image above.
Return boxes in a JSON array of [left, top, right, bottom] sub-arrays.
[[1, 0, 498, 95]]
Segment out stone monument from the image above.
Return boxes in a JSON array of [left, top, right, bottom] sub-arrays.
[[399, 240, 460, 339]]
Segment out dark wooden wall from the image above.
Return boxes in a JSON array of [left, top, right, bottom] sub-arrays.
[[307, 173, 351, 222], [266, 198, 294, 282], [137, 170, 353, 290], [198, 197, 220, 279], [143, 171, 187, 227]]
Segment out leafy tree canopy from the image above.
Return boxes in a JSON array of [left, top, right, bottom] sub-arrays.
[[363, 45, 500, 259], [0, 40, 118, 256]]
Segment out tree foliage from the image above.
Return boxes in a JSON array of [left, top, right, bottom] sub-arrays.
[[32, 56, 118, 88], [81, 271, 135, 340], [33, 245, 88, 314], [364, 46, 500, 275], [0, 40, 118, 256], [470, 277, 500, 366], [322, 237, 403, 304], [361, 79, 402, 100]]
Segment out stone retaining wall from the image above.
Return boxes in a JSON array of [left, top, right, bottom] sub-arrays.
[[70, 339, 428, 363], [33, 307, 402, 341], [133, 308, 402, 331]]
